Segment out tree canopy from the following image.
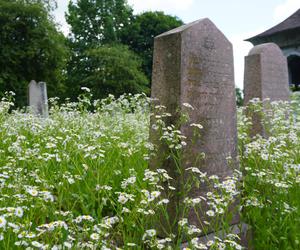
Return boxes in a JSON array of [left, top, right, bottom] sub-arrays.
[[66, 0, 133, 47], [66, 44, 149, 99], [121, 11, 184, 83], [0, 0, 185, 105], [0, 0, 68, 107], [66, 0, 150, 100]]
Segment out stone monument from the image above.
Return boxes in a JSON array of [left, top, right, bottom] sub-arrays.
[[150, 18, 239, 236], [244, 43, 290, 104], [28, 80, 49, 118], [244, 43, 290, 136]]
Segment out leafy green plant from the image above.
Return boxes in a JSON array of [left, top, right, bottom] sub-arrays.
[[239, 98, 300, 250], [0, 90, 299, 249], [0, 91, 242, 249]]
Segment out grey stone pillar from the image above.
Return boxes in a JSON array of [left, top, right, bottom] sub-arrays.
[[28, 80, 49, 118], [150, 18, 239, 236], [244, 43, 290, 104], [244, 43, 290, 136]]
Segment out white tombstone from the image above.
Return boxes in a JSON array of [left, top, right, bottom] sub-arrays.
[[28, 80, 49, 118]]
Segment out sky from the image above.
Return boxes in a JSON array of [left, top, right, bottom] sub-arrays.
[[53, 0, 300, 89]]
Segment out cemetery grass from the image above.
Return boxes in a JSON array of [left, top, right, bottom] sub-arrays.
[[0, 90, 299, 249], [238, 97, 300, 250]]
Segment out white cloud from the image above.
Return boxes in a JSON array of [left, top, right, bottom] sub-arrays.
[[274, 0, 300, 22], [127, 0, 195, 14], [54, 0, 70, 35]]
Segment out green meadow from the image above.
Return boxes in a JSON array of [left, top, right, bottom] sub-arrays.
[[0, 91, 299, 249]]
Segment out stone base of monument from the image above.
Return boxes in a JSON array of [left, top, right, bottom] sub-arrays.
[[180, 223, 252, 249]]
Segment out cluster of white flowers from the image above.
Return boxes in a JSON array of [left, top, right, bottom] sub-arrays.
[[238, 97, 300, 247], [5, 92, 299, 249]]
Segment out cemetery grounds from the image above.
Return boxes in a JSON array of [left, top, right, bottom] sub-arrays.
[[0, 90, 299, 249]]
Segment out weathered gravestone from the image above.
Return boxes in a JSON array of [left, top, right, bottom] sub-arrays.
[[150, 18, 239, 237], [28, 80, 49, 118], [244, 43, 290, 104], [244, 43, 290, 136]]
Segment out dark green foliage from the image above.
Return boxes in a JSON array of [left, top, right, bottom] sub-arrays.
[[66, 4, 183, 98], [66, 44, 149, 99], [121, 11, 184, 84], [236, 87, 244, 106], [66, 0, 133, 47], [0, 0, 68, 107], [66, 0, 149, 100], [28, 0, 57, 12]]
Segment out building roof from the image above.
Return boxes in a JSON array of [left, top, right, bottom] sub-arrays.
[[246, 9, 300, 42]]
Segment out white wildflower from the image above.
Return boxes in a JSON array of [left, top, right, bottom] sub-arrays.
[[15, 207, 24, 218], [118, 194, 129, 204], [0, 216, 7, 228], [27, 188, 38, 196], [64, 242, 72, 249], [90, 233, 100, 240], [81, 87, 91, 92], [206, 210, 215, 217], [183, 103, 194, 110], [190, 123, 203, 129], [178, 218, 188, 227]]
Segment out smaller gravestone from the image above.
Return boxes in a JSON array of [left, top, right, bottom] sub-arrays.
[[28, 80, 49, 118], [243, 43, 290, 136], [244, 43, 290, 104]]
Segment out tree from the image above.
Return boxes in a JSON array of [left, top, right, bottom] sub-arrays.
[[66, 0, 133, 47], [236, 87, 244, 106], [67, 44, 149, 99], [27, 0, 57, 12], [0, 0, 68, 107], [121, 11, 184, 83], [66, 0, 148, 100]]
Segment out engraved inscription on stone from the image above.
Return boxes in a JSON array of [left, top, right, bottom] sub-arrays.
[[203, 36, 216, 50], [150, 18, 239, 233]]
